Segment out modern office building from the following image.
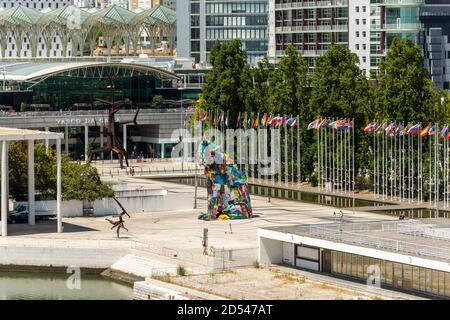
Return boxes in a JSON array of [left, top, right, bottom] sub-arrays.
[[177, 0, 268, 65], [268, 0, 350, 70], [259, 219, 450, 299], [420, 0, 450, 90], [268, 0, 422, 76]]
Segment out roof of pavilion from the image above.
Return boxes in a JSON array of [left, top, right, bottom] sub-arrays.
[[0, 5, 43, 26], [0, 4, 176, 30], [36, 5, 91, 28], [0, 127, 62, 141], [133, 5, 177, 26], [0, 61, 180, 82]]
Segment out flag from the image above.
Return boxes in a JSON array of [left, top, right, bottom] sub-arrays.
[[236, 112, 241, 128], [253, 113, 260, 128], [429, 124, 436, 136], [319, 119, 329, 129], [266, 114, 272, 127], [243, 112, 248, 129], [441, 125, 448, 139], [364, 122, 375, 134], [420, 124, 430, 137], [406, 124, 420, 135], [199, 113, 209, 122], [307, 119, 320, 130], [261, 113, 267, 127], [281, 115, 287, 126], [290, 118, 298, 129], [286, 117, 295, 127]]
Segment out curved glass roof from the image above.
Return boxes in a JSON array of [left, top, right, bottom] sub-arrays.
[[0, 61, 179, 82]]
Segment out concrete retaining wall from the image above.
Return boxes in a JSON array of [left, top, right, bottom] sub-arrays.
[[14, 189, 194, 217], [0, 246, 128, 269]]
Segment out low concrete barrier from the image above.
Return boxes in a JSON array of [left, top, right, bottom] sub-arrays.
[[14, 189, 194, 217]]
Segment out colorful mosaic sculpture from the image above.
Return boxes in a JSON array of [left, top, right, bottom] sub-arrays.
[[198, 139, 252, 221]]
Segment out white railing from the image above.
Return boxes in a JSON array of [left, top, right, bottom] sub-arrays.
[[275, 0, 348, 10], [290, 220, 450, 263], [372, 23, 421, 31], [275, 24, 348, 33]]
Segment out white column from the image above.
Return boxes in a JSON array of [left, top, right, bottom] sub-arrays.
[[1, 141, 8, 237], [27, 140, 35, 226], [45, 127, 49, 153], [84, 125, 88, 162], [161, 143, 165, 159], [56, 139, 62, 233], [65, 126, 69, 154], [123, 124, 127, 153]]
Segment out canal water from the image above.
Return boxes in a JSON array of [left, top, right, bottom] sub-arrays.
[[161, 177, 449, 219], [161, 177, 388, 208], [0, 272, 133, 300]]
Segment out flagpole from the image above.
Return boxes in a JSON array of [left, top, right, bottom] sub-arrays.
[[297, 115, 301, 188], [284, 117, 288, 187], [352, 118, 355, 214], [291, 116, 294, 185]]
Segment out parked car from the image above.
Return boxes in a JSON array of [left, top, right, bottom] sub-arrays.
[[7, 206, 29, 224]]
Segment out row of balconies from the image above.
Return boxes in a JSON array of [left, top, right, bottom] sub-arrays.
[[275, 24, 348, 33], [370, 0, 423, 7], [371, 23, 421, 31], [275, 0, 348, 10]]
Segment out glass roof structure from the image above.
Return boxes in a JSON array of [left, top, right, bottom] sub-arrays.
[[0, 4, 177, 58]]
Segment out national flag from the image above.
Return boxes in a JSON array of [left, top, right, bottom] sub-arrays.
[[406, 124, 420, 135], [236, 112, 241, 128], [290, 118, 298, 129], [266, 114, 272, 127], [319, 119, 329, 129], [199, 113, 209, 122], [281, 115, 287, 126], [286, 117, 295, 127], [220, 112, 224, 127], [261, 113, 267, 127], [253, 113, 260, 128], [420, 124, 430, 137], [307, 119, 320, 130], [364, 122, 375, 134], [441, 125, 448, 139], [328, 121, 337, 130], [429, 124, 436, 136]]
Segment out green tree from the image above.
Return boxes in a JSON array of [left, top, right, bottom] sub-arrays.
[[309, 44, 370, 121], [246, 55, 274, 113], [151, 95, 164, 109], [374, 37, 438, 122], [202, 40, 252, 126], [308, 45, 370, 180], [8, 142, 113, 201], [268, 45, 309, 115]]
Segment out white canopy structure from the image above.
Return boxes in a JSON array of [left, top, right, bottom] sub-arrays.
[[0, 127, 63, 236]]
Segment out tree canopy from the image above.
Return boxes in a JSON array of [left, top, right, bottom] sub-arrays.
[[374, 37, 438, 122], [268, 45, 309, 116], [309, 44, 370, 122], [8, 141, 114, 202], [202, 39, 252, 125]]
